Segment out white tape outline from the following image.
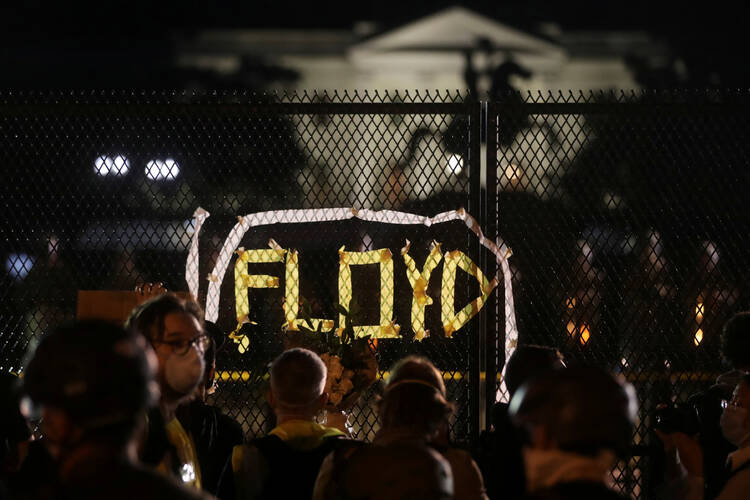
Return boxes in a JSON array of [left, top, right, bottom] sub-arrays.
[[185, 207, 210, 301], [186, 206, 518, 402]]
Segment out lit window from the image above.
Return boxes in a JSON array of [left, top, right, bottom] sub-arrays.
[[145, 158, 180, 181], [94, 155, 130, 177], [5, 253, 34, 280]]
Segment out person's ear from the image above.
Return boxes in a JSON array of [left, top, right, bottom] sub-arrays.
[[313, 392, 329, 411]]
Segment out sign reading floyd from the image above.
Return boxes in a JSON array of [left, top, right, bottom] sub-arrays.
[[187, 208, 514, 352], [234, 241, 497, 342]]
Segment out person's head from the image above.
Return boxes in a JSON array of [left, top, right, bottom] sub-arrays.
[[721, 312, 750, 371], [504, 345, 566, 399], [509, 365, 637, 458], [126, 294, 207, 403], [720, 374, 750, 448], [338, 444, 454, 500], [22, 320, 158, 459], [268, 348, 328, 420], [379, 356, 454, 438]]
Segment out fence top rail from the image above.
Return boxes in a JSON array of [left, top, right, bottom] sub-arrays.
[[0, 101, 473, 116], [0, 89, 466, 103]]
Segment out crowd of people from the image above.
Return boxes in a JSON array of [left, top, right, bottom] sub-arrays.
[[1, 291, 750, 499]]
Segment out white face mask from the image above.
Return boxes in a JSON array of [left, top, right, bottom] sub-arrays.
[[164, 347, 205, 396], [720, 406, 750, 447]]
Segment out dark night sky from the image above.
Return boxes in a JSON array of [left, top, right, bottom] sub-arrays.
[[0, 1, 748, 85]]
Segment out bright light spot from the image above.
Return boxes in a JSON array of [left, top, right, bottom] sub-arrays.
[[694, 328, 704, 347], [447, 155, 463, 175], [145, 158, 180, 181], [504, 164, 522, 181], [566, 297, 576, 309], [579, 323, 591, 345], [696, 302, 704, 322], [664, 359, 671, 369], [94, 155, 130, 177], [566, 321, 576, 336], [180, 463, 196, 484], [5, 253, 34, 280], [621, 357, 629, 367]]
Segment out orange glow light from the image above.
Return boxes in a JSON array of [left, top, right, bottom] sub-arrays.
[[579, 324, 590, 345]]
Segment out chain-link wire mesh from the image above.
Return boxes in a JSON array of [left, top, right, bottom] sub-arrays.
[[0, 90, 484, 446], [4, 90, 747, 499], [488, 90, 750, 499]]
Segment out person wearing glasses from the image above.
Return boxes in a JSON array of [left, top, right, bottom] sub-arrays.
[[126, 293, 209, 491]]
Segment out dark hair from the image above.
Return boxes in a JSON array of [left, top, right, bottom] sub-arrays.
[[510, 366, 637, 457], [125, 293, 203, 343], [720, 312, 750, 369], [201, 321, 225, 390], [23, 320, 157, 443], [504, 344, 565, 398], [379, 357, 454, 435]]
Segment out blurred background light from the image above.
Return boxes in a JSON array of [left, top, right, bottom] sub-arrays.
[[94, 155, 130, 177], [447, 155, 463, 175], [5, 253, 34, 281], [145, 158, 180, 181]]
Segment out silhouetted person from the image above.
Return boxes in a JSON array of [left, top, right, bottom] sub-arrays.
[[19, 320, 210, 499], [658, 374, 750, 500], [315, 355, 483, 500], [510, 366, 637, 499], [233, 348, 347, 499], [479, 345, 565, 500], [463, 49, 479, 100], [489, 51, 532, 99], [177, 321, 244, 499]]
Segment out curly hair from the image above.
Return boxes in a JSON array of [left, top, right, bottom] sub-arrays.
[[125, 293, 203, 343]]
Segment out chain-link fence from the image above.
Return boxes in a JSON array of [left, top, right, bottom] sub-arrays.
[[2, 90, 749, 499], [0, 90, 483, 447], [488, 90, 750, 498]]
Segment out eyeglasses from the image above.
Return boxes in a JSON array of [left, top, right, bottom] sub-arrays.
[[155, 335, 210, 355]]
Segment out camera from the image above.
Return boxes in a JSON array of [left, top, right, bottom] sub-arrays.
[[654, 402, 701, 435], [654, 384, 730, 436]]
